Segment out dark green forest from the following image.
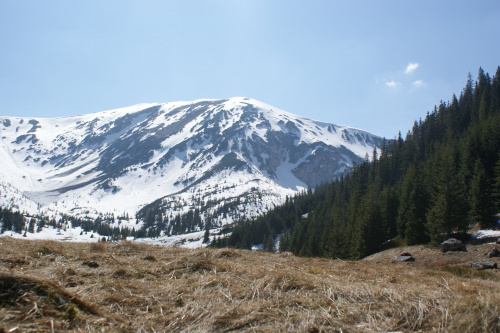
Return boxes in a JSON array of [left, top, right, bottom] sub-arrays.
[[212, 67, 500, 259], [0, 206, 135, 241]]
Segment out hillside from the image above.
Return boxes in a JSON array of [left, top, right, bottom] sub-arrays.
[[217, 67, 500, 259], [0, 97, 382, 239], [0, 237, 499, 332], [362, 241, 499, 267]]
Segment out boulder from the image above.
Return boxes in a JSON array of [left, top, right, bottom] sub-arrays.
[[485, 247, 500, 258], [470, 261, 498, 270], [394, 252, 415, 262], [439, 238, 467, 253]]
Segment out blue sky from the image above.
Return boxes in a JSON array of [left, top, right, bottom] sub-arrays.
[[1, 1, 499, 138]]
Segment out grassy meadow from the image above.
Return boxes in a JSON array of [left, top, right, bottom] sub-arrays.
[[0, 237, 499, 332]]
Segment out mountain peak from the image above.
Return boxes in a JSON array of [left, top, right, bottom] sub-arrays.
[[0, 98, 383, 236]]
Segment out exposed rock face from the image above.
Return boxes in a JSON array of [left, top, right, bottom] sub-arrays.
[[470, 261, 498, 270], [439, 238, 467, 253]]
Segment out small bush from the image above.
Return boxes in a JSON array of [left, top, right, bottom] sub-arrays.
[[67, 304, 79, 321]]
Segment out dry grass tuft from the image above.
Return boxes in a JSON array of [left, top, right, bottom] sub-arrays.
[[112, 268, 130, 278], [90, 241, 106, 252], [143, 254, 158, 261], [112, 240, 150, 254], [216, 247, 241, 258], [0, 271, 104, 333], [31, 240, 66, 257], [447, 287, 500, 332], [441, 264, 496, 280], [0, 236, 498, 332]]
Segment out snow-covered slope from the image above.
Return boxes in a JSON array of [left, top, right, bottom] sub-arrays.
[[0, 97, 383, 234]]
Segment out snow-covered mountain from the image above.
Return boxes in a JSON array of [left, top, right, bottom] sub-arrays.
[[0, 97, 383, 236]]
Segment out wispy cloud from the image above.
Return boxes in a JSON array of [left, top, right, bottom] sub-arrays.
[[405, 62, 419, 74], [413, 80, 423, 87], [386, 80, 401, 87]]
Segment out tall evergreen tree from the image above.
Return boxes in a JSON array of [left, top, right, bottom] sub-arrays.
[[398, 164, 429, 245], [494, 155, 500, 210], [265, 233, 276, 252], [470, 160, 496, 228], [203, 221, 211, 244], [426, 150, 469, 243]]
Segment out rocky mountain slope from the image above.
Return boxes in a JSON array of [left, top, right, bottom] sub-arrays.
[[0, 97, 382, 235]]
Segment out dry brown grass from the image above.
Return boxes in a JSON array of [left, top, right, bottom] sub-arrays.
[[0, 237, 498, 332]]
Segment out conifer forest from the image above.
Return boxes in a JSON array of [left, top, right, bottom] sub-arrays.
[[213, 67, 500, 259]]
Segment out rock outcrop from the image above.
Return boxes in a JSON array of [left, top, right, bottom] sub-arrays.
[[470, 261, 498, 270], [439, 238, 467, 253], [485, 247, 500, 258], [394, 252, 415, 262]]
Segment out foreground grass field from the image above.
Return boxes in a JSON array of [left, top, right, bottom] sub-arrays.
[[0, 237, 499, 332]]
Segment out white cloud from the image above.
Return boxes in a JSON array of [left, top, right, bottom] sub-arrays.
[[413, 80, 423, 87], [386, 80, 401, 87], [405, 62, 419, 74]]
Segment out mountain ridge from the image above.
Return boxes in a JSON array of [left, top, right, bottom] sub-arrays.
[[0, 97, 383, 236]]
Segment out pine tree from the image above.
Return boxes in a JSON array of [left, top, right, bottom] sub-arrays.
[[279, 230, 290, 252], [12, 212, 25, 234], [265, 233, 275, 252], [351, 188, 383, 259], [28, 218, 36, 233], [494, 156, 500, 209], [470, 160, 496, 228], [398, 164, 429, 245], [491, 67, 500, 114], [203, 219, 211, 244], [1, 209, 13, 232], [426, 151, 469, 244]]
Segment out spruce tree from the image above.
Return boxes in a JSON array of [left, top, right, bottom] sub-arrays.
[[351, 188, 383, 259], [426, 151, 469, 244], [494, 156, 500, 209], [203, 219, 211, 244], [279, 230, 290, 252], [398, 164, 429, 245], [470, 160, 496, 228], [265, 233, 275, 252]]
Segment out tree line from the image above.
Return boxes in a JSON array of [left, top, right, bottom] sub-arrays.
[[212, 67, 500, 259], [0, 207, 135, 241]]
